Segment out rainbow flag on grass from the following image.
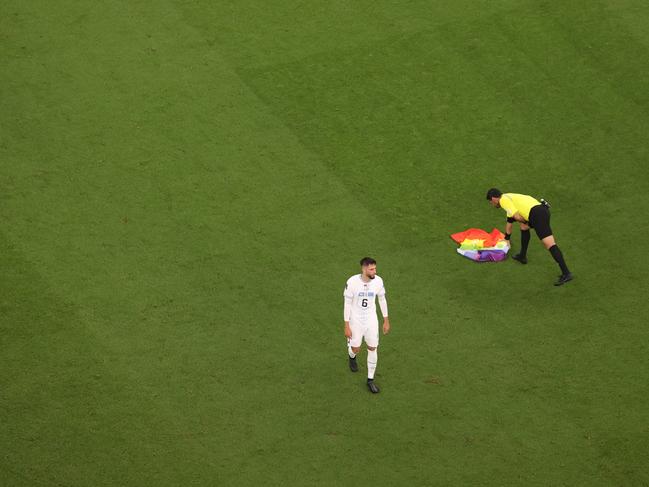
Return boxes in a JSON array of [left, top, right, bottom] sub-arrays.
[[450, 228, 510, 262]]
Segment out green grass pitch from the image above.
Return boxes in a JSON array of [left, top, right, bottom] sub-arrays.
[[2, 1, 649, 485]]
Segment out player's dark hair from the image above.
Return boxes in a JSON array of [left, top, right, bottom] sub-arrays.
[[486, 188, 502, 200], [360, 257, 376, 267]]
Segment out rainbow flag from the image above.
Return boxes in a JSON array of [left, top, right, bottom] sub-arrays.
[[450, 228, 510, 262]]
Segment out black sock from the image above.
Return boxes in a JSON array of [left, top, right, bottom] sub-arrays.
[[549, 245, 570, 275], [520, 229, 530, 257]]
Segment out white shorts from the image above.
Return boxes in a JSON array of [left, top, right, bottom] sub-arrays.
[[349, 319, 379, 348]]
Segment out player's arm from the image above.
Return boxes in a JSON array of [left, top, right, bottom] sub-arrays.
[[343, 285, 353, 338], [378, 288, 390, 335]]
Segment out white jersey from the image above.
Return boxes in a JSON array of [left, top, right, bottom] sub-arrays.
[[343, 274, 386, 324]]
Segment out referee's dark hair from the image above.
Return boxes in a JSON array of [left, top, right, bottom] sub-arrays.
[[360, 257, 377, 267], [486, 188, 502, 200]]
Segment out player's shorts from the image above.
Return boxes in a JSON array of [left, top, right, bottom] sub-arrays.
[[528, 204, 553, 240], [349, 319, 379, 348]]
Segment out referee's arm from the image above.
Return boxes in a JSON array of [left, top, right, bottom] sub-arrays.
[[505, 218, 514, 241]]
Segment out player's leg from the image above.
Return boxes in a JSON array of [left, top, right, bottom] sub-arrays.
[[513, 223, 530, 264], [347, 322, 362, 372], [534, 209, 572, 285], [366, 346, 378, 380], [365, 323, 380, 393]]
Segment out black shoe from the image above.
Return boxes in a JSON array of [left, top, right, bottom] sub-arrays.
[[349, 356, 358, 372], [367, 379, 380, 393], [554, 273, 573, 286], [512, 254, 527, 264]]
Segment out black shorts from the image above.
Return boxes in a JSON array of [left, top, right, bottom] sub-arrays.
[[528, 204, 553, 240]]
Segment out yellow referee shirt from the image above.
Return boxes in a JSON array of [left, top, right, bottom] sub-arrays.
[[499, 193, 540, 221]]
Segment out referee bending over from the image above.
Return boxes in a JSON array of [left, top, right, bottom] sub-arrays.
[[486, 188, 573, 286]]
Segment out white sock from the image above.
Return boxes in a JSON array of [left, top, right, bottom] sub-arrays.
[[348, 344, 356, 359], [367, 349, 377, 379]]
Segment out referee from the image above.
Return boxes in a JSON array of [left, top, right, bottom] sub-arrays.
[[486, 188, 573, 286]]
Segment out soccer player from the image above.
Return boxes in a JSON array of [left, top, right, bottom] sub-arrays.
[[486, 188, 573, 286], [343, 257, 390, 393]]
